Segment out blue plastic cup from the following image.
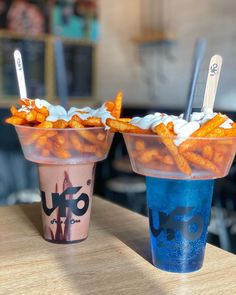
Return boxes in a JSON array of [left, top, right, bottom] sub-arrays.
[[146, 177, 214, 273]]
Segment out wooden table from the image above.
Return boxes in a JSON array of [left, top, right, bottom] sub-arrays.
[[0, 197, 236, 295]]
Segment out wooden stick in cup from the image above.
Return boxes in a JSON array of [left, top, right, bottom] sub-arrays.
[[14, 49, 27, 99], [202, 55, 223, 112]]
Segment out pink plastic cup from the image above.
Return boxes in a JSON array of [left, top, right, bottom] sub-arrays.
[[38, 163, 95, 243], [15, 126, 114, 243]]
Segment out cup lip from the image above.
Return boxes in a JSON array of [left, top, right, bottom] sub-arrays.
[[122, 132, 236, 141], [14, 125, 109, 132]]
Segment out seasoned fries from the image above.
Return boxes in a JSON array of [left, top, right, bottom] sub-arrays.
[[5, 93, 121, 162], [108, 110, 236, 178], [6, 91, 123, 128], [154, 123, 192, 176], [6, 93, 236, 177], [107, 118, 154, 134], [15, 126, 113, 164], [178, 114, 227, 153], [111, 91, 123, 118]]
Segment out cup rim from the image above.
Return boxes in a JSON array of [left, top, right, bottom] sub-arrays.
[[122, 132, 236, 141], [14, 125, 109, 132]]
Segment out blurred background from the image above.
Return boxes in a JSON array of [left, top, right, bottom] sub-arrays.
[[0, 0, 236, 254]]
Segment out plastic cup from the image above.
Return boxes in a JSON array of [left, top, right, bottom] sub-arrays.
[[123, 133, 236, 180], [39, 163, 95, 243], [146, 177, 214, 272], [123, 132, 236, 272], [15, 125, 113, 243]]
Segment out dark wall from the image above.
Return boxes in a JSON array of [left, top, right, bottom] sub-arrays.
[[0, 108, 38, 204]]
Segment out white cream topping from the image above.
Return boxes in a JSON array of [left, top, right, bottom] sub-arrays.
[[46, 105, 68, 122], [46, 103, 114, 123], [19, 98, 50, 113], [130, 110, 232, 145], [162, 114, 178, 126], [174, 121, 200, 145], [131, 113, 164, 130], [73, 104, 114, 125], [220, 118, 234, 129], [21, 99, 114, 125], [190, 111, 232, 128], [35, 98, 50, 109], [18, 105, 31, 113]]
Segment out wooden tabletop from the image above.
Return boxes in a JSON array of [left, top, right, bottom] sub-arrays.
[[0, 196, 236, 295]]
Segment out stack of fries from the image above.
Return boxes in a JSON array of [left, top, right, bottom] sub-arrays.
[[6, 92, 122, 128], [107, 112, 236, 178], [6, 92, 236, 176], [5, 92, 123, 162]]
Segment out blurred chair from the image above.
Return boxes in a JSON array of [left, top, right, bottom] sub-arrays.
[[208, 173, 236, 253], [104, 138, 147, 215]]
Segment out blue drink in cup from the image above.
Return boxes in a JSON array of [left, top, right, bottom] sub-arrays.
[[123, 132, 236, 273], [146, 177, 214, 273]]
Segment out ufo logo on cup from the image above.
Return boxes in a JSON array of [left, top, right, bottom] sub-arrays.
[[149, 207, 204, 242], [41, 186, 89, 218]]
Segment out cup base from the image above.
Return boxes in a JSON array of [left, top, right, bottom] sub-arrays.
[[44, 236, 88, 244], [146, 177, 214, 273], [152, 257, 203, 273]]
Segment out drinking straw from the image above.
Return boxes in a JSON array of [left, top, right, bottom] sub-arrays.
[[183, 39, 206, 121], [201, 55, 223, 112], [14, 49, 27, 99], [54, 39, 68, 109]]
